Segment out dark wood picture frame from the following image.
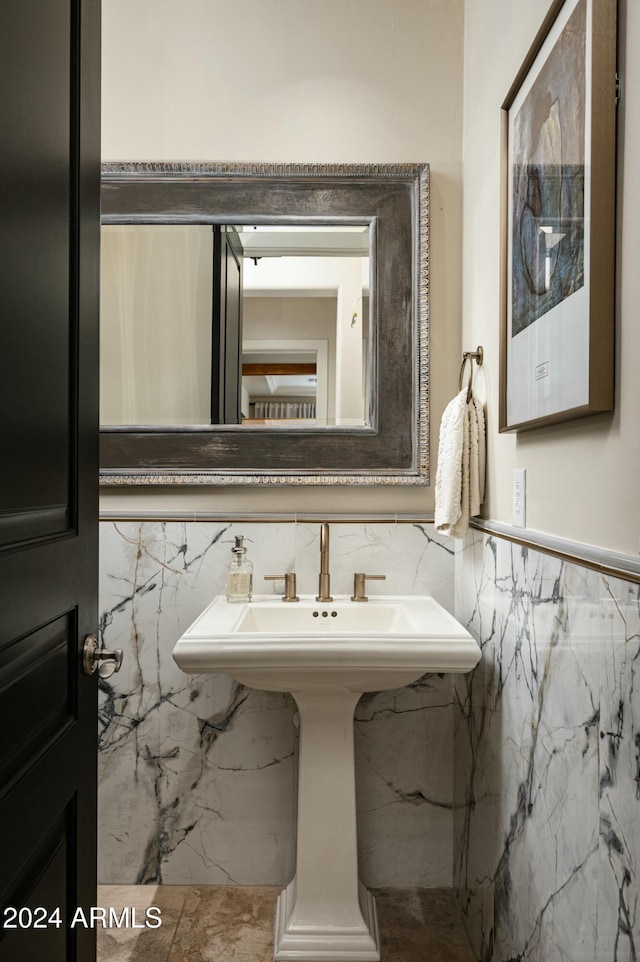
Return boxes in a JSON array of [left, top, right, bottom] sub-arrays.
[[499, 0, 616, 432]]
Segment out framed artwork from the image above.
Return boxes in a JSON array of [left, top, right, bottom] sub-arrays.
[[499, 0, 617, 432]]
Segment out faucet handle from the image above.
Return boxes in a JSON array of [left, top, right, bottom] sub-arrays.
[[264, 572, 299, 602], [351, 573, 386, 603]]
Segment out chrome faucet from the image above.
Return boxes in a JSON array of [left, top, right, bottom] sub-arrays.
[[316, 522, 333, 602]]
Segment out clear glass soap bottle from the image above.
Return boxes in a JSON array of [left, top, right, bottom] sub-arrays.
[[225, 535, 253, 603]]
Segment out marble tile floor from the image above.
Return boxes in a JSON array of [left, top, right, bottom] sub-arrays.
[[97, 884, 477, 962]]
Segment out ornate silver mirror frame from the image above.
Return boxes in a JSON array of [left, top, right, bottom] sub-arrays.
[[99, 161, 429, 486]]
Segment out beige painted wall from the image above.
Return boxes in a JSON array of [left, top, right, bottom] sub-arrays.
[[462, 0, 640, 556], [100, 0, 464, 516]]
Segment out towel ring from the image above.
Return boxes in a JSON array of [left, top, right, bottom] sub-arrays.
[[458, 346, 484, 403]]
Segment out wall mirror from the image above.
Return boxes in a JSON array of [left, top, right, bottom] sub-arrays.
[[99, 162, 429, 485]]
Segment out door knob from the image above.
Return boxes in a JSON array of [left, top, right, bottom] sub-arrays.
[[82, 634, 123, 678]]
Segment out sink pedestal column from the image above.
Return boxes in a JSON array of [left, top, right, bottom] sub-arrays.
[[274, 689, 380, 962]]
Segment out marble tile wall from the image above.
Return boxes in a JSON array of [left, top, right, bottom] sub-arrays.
[[98, 520, 456, 888], [454, 531, 639, 961]]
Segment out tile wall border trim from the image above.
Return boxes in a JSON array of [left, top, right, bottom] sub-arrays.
[[99, 511, 437, 524], [98, 512, 640, 585], [470, 518, 640, 586]]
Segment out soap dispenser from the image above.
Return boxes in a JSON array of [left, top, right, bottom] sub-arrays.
[[225, 535, 253, 603]]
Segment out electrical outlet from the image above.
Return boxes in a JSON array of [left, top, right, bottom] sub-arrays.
[[513, 468, 526, 528]]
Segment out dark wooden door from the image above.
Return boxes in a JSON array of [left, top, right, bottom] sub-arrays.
[[0, 1, 100, 960], [211, 225, 244, 424]]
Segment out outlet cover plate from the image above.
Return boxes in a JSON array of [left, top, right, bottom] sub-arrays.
[[513, 468, 526, 528]]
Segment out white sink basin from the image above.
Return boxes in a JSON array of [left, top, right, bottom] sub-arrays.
[[173, 594, 480, 962], [173, 594, 480, 693], [236, 599, 411, 633]]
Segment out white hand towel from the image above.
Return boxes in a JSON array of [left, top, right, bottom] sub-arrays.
[[434, 389, 470, 538], [435, 389, 486, 540]]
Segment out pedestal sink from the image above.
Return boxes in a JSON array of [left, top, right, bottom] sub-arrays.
[[173, 595, 480, 962]]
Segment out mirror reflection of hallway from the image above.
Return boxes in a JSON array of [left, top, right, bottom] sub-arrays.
[[100, 224, 370, 428]]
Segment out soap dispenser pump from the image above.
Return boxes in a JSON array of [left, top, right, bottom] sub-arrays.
[[225, 535, 253, 603]]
